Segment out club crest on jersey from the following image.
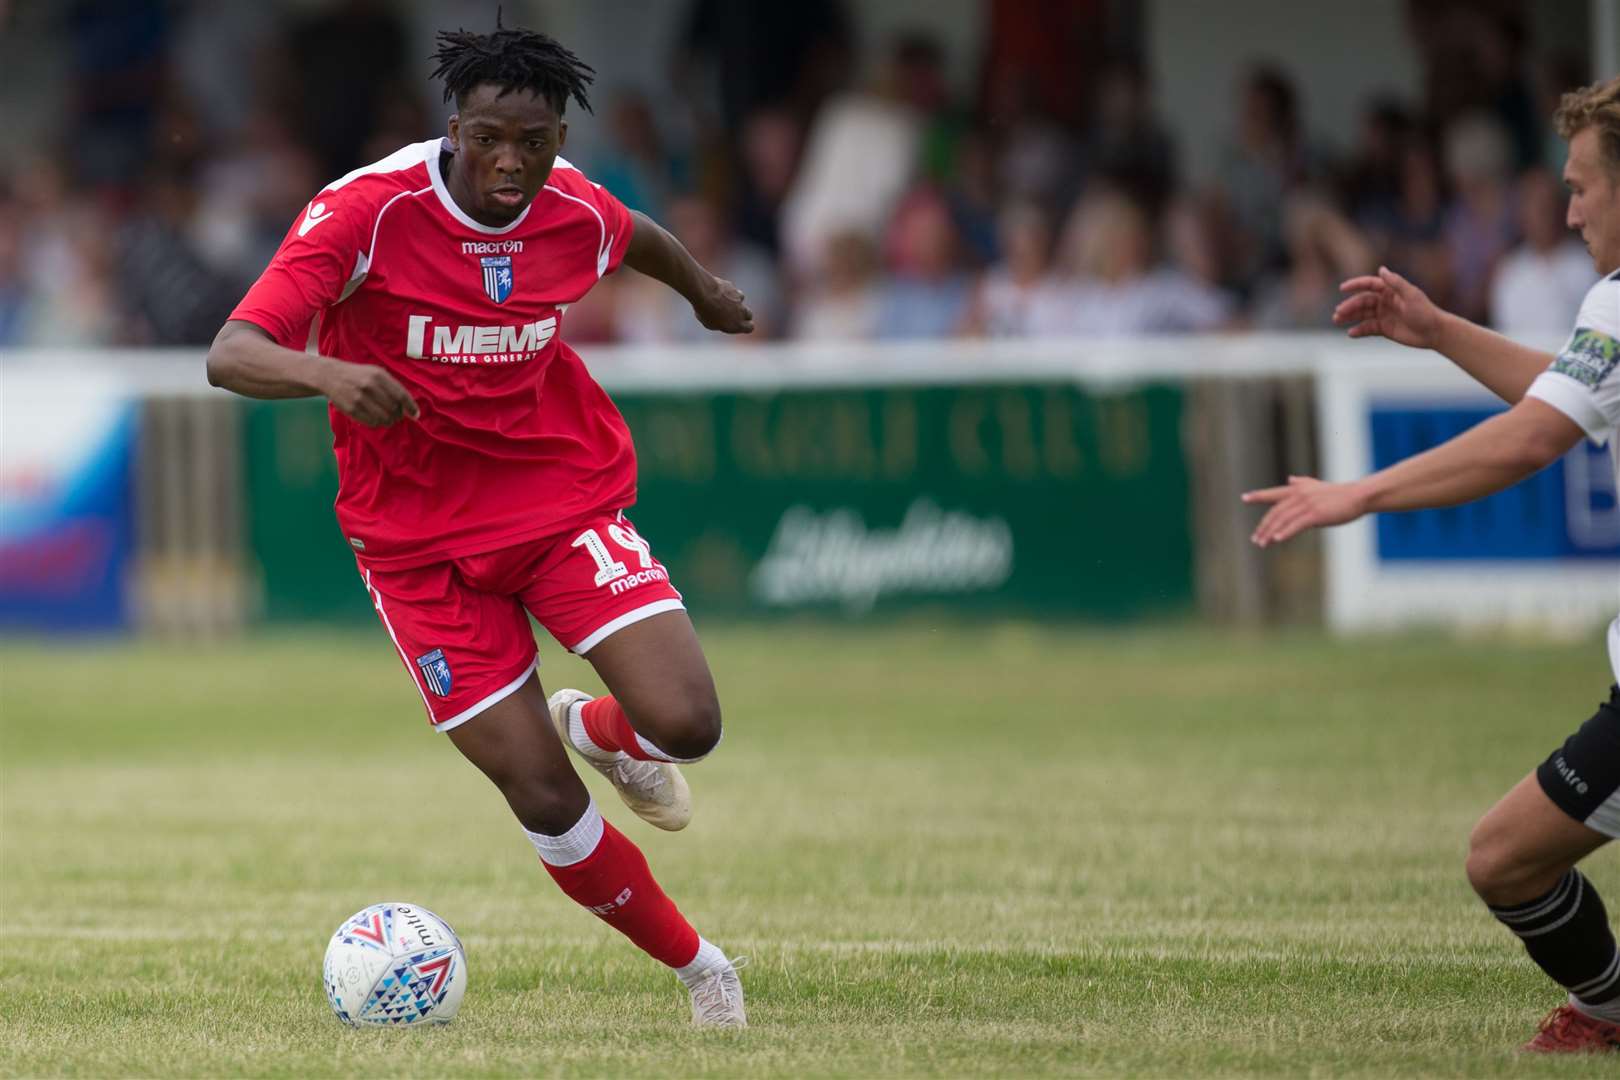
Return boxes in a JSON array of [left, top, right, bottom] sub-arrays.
[[480, 255, 514, 304], [415, 648, 453, 697]]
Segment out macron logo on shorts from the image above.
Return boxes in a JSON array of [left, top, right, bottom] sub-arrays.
[[415, 648, 453, 697]]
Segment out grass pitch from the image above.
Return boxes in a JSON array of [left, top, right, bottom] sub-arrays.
[[3, 622, 1619, 1077]]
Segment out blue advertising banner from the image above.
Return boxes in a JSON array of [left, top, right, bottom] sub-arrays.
[[0, 378, 138, 631], [1370, 405, 1620, 561]]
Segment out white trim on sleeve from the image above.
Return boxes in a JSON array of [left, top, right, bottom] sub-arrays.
[[433, 655, 541, 733], [1526, 370, 1611, 442], [570, 599, 686, 655]]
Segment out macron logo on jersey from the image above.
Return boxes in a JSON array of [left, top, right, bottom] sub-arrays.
[[405, 314, 557, 364], [299, 201, 334, 236]]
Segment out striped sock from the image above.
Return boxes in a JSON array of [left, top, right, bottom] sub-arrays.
[[1489, 869, 1620, 1020]]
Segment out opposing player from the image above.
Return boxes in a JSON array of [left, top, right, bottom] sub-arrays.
[[206, 23, 752, 1026], [1244, 75, 1620, 1053]]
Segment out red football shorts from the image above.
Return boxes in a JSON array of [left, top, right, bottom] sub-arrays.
[[357, 510, 684, 731]]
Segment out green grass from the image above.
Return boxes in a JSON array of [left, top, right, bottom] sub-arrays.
[[2, 622, 1618, 1077]]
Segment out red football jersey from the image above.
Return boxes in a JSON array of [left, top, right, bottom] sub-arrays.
[[231, 139, 637, 569]]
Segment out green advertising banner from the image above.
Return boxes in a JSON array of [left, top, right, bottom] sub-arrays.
[[243, 382, 1192, 623], [242, 400, 372, 622]]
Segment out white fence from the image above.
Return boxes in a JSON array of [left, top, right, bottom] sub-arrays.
[[4, 333, 1613, 635]]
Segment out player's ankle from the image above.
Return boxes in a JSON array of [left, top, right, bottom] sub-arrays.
[[569, 700, 622, 760]]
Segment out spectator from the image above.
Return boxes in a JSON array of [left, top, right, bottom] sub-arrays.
[[779, 33, 948, 276], [1489, 166, 1596, 335], [1216, 63, 1323, 287], [588, 92, 692, 220], [1360, 140, 1454, 305], [1342, 98, 1413, 224], [790, 230, 881, 341], [1029, 190, 1230, 336], [1472, 13, 1540, 170], [675, 0, 854, 134], [1533, 51, 1590, 172], [1164, 192, 1240, 309], [62, 0, 170, 189], [989, 73, 1083, 210], [276, 0, 408, 179], [616, 194, 784, 343], [965, 200, 1053, 338], [941, 127, 1000, 267], [875, 187, 974, 340], [1442, 111, 1519, 323], [733, 106, 802, 255], [8, 155, 123, 346], [1252, 194, 1377, 330], [191, 109, 319, 285], [116, 170, 242, 345], [1084, 55, 1177, 216]]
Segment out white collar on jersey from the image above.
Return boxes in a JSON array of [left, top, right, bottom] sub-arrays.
[[427, 139, 535, 235]]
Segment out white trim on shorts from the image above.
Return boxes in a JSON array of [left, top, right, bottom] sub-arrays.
[[569, 598, 686, 655], [433, 655, 540, 734], [1586, 792, 1620, 839]]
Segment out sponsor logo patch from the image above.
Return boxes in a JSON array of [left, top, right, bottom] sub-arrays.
[[1551, 327, 1620, 390]]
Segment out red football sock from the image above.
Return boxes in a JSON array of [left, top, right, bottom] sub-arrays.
[[581, 696, 663, 761], [540, 817, 700, 968]]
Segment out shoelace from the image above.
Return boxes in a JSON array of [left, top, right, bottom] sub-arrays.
[[692, 957, 749, 1018], [610, 756, 666, 797]]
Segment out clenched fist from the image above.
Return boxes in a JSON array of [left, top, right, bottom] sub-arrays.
[[691, 276, 755, 335], [321, 362, 420, 427]]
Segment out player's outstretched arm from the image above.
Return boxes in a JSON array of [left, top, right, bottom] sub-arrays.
[[206, 320, 419, 428], [1242, 397, 1585, 546], [622, 210, 754, 334], [1334, 266, 1553, 405]]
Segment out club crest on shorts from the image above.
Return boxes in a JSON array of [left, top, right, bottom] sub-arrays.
[[415, 648, 453, 697], [480, 255, 514, 304]]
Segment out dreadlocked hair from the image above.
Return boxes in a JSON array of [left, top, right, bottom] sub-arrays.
[[430, 15, 595, 116]]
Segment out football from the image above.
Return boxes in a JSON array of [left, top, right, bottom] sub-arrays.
[[322, 902, 467, 1026]]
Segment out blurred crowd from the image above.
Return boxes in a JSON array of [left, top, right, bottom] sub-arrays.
[[0, 0, 1600, 351]]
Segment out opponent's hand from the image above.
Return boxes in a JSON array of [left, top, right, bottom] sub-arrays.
[[692, 276, 755, 335], [1332, 265, 1442, 350], [1242, 476, 1369, 547], [321, 362, 420, 427]]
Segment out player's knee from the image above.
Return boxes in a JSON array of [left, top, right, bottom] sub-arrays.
[[1465, 824, 1557, 905], [650, 695, 722, 762], [503, 776, 588, 836]]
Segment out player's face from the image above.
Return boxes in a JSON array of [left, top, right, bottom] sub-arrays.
[[447, 84, 568, 226], [1563, 127, 1620, 275]]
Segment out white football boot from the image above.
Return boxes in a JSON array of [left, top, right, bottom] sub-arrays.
[[688, 957, 748, 1029], [547, 688, 692, 831]]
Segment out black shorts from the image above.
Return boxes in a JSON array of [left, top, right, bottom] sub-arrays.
[[1537, 686, 1620, 839]]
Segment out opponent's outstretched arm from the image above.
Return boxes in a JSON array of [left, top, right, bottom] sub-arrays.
[[622, 210, 753, 334], [1335, 266, 1554, 404], [206, 319, 419, 427], [1242, 397, 1585, 547]]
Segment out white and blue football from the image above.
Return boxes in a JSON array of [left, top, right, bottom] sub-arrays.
[[322, 901, 466, 1026]]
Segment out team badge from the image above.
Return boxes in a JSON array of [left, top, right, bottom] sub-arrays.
[[480, 255, 514, 304], [415, 648, 453, 697]]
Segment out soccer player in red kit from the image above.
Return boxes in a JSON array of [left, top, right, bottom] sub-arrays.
[[206, 24, 751, 1026]]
